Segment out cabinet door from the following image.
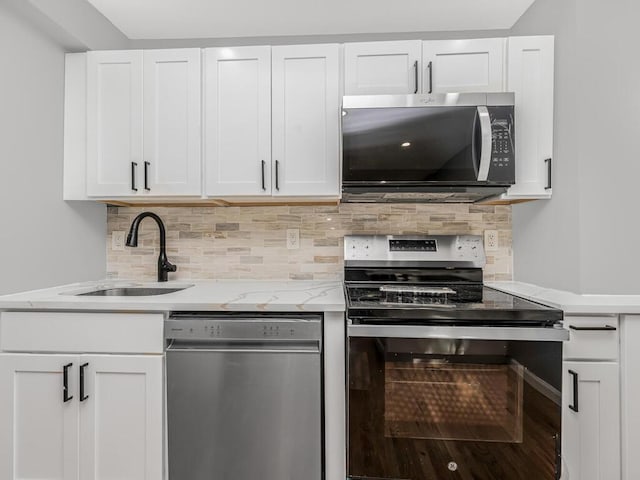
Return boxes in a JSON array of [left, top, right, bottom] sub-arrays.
[[143, 49, 202, 196], [205, 46, 271, 196], [78, 355, 162, 480], [621, 316, 640, 480], [562, 362, 620, 480], [272, 44, 340, 196], [344, 41, 422, 95], [87, 50, 143, 197], [502, 36, 555, 199], [0, 354, 78, 480], [422, 38, 505, 93]]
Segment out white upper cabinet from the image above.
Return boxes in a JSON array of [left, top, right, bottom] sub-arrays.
[[421, 38, 505, 93], [344, 41, 422, 95], [87, 50, 143, 197], [143, 49, 202, 196], [501, 35, 555, 200], [271, 44, 340, 197], [86, 49, 201, 198], [205, 46, 272, 196]]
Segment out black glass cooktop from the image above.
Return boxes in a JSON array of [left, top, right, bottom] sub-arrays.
[[345, 285, 563, 327]]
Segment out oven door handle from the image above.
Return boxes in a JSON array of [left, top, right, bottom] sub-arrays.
[[347, 324, 570, 342]]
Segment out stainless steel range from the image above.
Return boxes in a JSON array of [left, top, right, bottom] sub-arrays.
[[345, 235, 568, 480]]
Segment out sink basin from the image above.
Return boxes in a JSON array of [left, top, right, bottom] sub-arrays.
[[78, 287, 187, 297]]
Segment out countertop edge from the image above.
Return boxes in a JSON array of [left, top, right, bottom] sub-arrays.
[[487, 281, 640, 315]]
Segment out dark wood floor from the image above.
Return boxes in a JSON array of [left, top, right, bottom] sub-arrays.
[[349, 339, 560, 480]]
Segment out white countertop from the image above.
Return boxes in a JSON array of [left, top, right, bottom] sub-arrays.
[[3, 278, 639, 316], [488, 281, 640, 315], [0, 280, 346, 313]]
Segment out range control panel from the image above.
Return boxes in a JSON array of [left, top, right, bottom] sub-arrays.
[[165, 316, 321, 342], [344, 235, 486, 268], [389, 239, 437, 252]]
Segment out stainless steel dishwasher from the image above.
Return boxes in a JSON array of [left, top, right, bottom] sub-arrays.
[[165, 312, 323, 480]]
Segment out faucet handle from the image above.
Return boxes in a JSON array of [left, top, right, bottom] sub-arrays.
[[163, 260, 177, 273]]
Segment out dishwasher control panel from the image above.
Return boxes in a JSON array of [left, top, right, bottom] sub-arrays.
[[165, 315, 322, 342]]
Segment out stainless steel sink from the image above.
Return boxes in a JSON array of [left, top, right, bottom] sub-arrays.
[[78, 287, 188, 297]]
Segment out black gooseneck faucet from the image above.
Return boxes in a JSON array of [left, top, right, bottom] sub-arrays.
[[125, 212, 176, 282]]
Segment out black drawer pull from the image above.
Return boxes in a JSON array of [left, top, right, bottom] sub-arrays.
[[63, 363, 73, 403], [80, 362, 89, 402], [568, 369, 579, 413], [569, 325, 616, 331], [261, 160, 266, 191]]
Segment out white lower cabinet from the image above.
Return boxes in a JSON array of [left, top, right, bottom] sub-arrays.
[[562, 314, 621, 480], [621, 316, 640, 480], [0, 353, 162, 480], [562, 361, 621, 480], [0, 354, 79, 480]]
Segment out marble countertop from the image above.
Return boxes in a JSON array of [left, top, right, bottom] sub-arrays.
[[487, 281, 640, 315], [0, 280, 346, 313], [3, 278, 638, 316]]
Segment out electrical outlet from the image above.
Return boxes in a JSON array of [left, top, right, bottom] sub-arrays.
[[286, 229, 300, 250], [112, 231, 125, 251], [484, 230, 498, 251]]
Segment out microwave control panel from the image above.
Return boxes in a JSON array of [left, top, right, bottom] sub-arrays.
[[488, 106, 515, 184]]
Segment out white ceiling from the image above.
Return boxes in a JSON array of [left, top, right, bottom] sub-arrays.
[[86, 0, 536, 40]]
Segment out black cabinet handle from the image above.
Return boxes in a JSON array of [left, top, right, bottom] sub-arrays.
[[569, 325, 617, 331], [568, 369, 579, 412], [545, 158, 552, 190], [261, 160, 266, 191], [144, 162, 150, 191], [275, 160, 280, 191], [413, 60, 418, 94], [427, 61, 433, 94], [131, 162, 138, 191], [80, 362, 89, 402], [63, 363, 73, 403]]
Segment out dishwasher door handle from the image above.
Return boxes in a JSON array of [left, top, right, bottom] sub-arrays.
[[166, 339, 321, 353]]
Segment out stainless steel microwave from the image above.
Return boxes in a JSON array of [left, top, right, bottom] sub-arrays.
[[341, 93, 515, 203]]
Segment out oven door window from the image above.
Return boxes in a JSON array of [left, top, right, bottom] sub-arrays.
[[348, 337, 562, 480]]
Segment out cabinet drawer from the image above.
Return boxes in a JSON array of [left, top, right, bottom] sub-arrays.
[[0, 312, 164, 354], [564, 316, 619, 361]]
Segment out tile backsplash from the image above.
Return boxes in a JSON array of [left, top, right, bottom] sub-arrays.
[[107, 204, 512, 282]]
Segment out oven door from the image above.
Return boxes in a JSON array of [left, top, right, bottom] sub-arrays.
[[347, 324, 568, 480]]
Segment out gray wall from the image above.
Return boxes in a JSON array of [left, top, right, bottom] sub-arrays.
[[511, 0, 640, 294], [0, 3, 106, 295]]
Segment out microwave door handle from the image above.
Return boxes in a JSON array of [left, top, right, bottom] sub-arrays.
[[476, 106, 492, 181]]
